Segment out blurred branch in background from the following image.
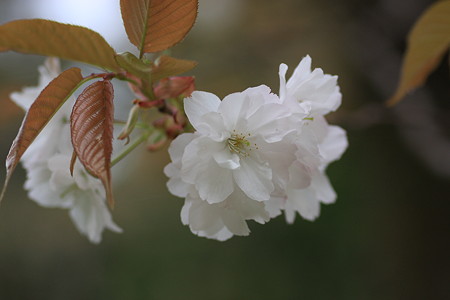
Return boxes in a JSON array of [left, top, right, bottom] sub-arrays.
[[345, 0, 450, 178]]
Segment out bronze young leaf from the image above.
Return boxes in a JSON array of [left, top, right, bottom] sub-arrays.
[[388, 0, 450, 105], [0, 19, 120, 71], [70, 80, 115, 208], [151, 55, 197, 82], [0, 67, 84, 204], [120, 0, 198, 56]]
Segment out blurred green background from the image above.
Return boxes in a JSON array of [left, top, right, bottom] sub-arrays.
[[0, 0, 449, 299]]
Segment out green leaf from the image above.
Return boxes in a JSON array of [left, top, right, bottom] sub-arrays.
[[70, 80, 115, 208], [388, 0, 450, 106], [0, 19, 120, 71], [151, 55, 197, 81], [115, 52, 152, 79], [120, 0, 198, 56], [1, 67, 84, 204]]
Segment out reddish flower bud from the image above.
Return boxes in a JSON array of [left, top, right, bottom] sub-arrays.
[[134, 99, 165, 108], [153, 76, 195, 99], [147, 138, 167, 152]]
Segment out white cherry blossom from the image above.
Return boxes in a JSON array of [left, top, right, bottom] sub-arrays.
[[10, 58, 121, 243], [278, 56, 348, 223], [181, 86, 304, 204], [279, 55, 341, 116], [165, 85, 310, 240], [166, 56, 347, 241]]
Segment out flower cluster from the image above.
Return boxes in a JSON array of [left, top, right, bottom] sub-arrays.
[[165, 56, 347, 240], [11, 58, 121, 243]]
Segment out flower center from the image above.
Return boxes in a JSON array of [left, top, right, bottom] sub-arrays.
[[227, 130, 258, 157]]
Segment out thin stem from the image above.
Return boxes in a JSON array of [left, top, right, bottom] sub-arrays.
[[113, 119, 151, 130], [114, 74, 140, 86], [111, 133, 150, 167]]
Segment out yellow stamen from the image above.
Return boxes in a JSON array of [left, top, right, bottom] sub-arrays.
[[227, 130, 255, 157]]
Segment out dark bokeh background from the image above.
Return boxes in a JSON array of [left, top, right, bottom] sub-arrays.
[[0, 0, 449, 299]]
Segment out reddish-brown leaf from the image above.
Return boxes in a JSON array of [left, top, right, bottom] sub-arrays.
[[0, 67, 84, 203], [120, 0, 198, 55], [387, 0, 450, 105], [154, 76, 195, 99], [151, 55, 197, 82], [0, 19, 120, 71], [70, 80, 115, 208]]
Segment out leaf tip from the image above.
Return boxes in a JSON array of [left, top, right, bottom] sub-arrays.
[[0, 181, 8, 206], [386, 92, 402, 107], [104, 177, 115, 210], [70, 151, 77, 176], [0, 170, 13, 206]]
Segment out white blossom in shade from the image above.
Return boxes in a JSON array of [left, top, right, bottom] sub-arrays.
[[10, 58, 121, 243], [283, 122, 348, 223], [277, 56, 348, 223], [10, 58, 70, 165], [165, 85, 310, 240]]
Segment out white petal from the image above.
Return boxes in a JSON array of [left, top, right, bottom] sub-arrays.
[[246, 103, 295, 143], [243, 85, 273, 97], [165, 133, 197, 198], [286, 187, 320, 221], [288, 160, 312, 189], [166, 175, 191, 198], [196, 160, 234, 204], [211, 227, 234, 241], [24, 165, 73, 208], [180, 136, 222, 183], [284, 207, 296, 224], [213, 148, 240, 170], [284, 55, 342, 115], [320, 125, 348, 164], [265, 196, 285, 219], [183, 194, 234, 241], [167, 133, 197, 164], [219, 92, 249, 131], [303, 115, 329, 143], [258, 141, 297, 191], [184, 91, 221, 131], [286, 55, 312, 90], [180, 199, 192, 225], [222, 209, 250, 236], [69, 191, 122, 244], [312, 172, 337, 204], [233, 158, 273, 201], [229, 190, 270, 224], [279, 63, 288, 102], [188, 199, 224, 234], [196, 111, 227, 141]]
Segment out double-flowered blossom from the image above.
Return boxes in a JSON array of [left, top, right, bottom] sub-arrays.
[[165, 55, 348, 240], [278, 55, 348, 223], [11, 58, 121, 243]]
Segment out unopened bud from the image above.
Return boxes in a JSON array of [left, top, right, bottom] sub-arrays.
[[153, 115, 169, 129], [153, 76, 195, 99], [147, 137, 167, 152], [134, 99, 164, 108], [166, 123, 184, 139], [118, 105, 140, 143]]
